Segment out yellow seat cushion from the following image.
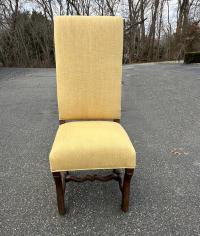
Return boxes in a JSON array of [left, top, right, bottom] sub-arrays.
[[49, 121, 136, 172]]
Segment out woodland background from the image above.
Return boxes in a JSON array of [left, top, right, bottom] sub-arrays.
[[0, 0, 200, 67]]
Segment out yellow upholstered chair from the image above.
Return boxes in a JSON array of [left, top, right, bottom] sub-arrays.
[[50, 16, 136, 214]]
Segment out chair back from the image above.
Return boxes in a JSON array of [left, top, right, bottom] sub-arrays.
[[54, 16, 123, 120]]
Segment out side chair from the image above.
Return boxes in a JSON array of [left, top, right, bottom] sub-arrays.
[[49, 16, 136, 214]]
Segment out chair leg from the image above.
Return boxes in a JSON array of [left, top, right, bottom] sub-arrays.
[[121, 168, 134, 212], [52, 172, 66, 215]]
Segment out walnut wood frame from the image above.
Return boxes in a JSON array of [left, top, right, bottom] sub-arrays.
[[52, 119, 134, 215]]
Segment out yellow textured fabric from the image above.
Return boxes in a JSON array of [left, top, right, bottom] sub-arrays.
[[54, 16, 123, 120], [50, 121, 136, 172]]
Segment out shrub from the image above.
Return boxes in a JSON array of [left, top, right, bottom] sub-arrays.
[[0, 11, 54, 67], [184, 52, 200, 64]]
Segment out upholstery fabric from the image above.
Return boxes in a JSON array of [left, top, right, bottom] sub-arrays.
[[50, 121, 136, 172], [54, 16, 123, 120]]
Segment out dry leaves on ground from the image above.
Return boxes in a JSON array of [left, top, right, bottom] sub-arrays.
[[170, 148, 189, 156]]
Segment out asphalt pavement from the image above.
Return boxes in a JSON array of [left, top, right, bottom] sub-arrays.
[[1, 63, 200, 235]]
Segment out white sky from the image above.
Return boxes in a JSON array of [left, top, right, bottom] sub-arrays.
[[22, 0, 179, 30]]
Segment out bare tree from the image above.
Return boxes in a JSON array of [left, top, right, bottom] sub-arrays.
[[0, 0, 200, 67]]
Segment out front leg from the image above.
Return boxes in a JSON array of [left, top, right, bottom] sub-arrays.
[[52, 172, 66, 215], [121, 168, 134, 212]]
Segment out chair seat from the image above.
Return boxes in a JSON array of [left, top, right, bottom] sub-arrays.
[[49, 121, 136, 172]]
